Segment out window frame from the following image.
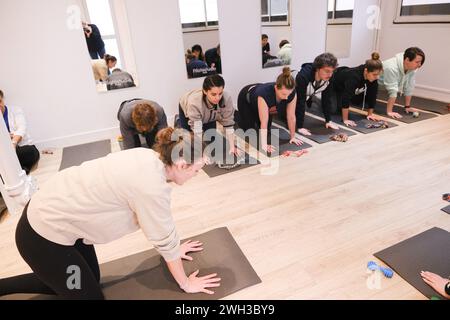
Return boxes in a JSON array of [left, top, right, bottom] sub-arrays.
[[261, 0, 291, 27], [81, 0, 125, 69], [394, 0, 450, 24], [327, 0, 353, 26], [180, 0, 219, 33]]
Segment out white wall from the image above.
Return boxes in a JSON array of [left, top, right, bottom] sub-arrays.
[[326, 24, 352, 58], [0, 0, 328, 149], [377, 0, 450, 101]]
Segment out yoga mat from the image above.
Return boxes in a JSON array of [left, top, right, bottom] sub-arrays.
[[368, 101, 438, 124], [377, 91, 449, 115], [275, 115, 356, 144], [2, 227, 261, 300], [235, 126, 312, 157], [59, 140, 112, 171], [202, 136, 260, 178], [374, 227, 450, 300], [441, 205, 450, 214], [306, 104, 398, 134]]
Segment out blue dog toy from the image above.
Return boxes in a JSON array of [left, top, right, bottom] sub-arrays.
[[367, 261, 394, 278]]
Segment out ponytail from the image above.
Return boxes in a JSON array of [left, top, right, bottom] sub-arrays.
[[276, 67, 295, 90], [365, 52, 383, 72]]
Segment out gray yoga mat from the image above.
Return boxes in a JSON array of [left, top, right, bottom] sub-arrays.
[[441, 205, 450, 214], [374, 227, 450, 300], [202, 136, 260, 178], [369, 101, 438, 124], [59, 140, 112, 171], [235, 126, 312, 157], [2, 227, 261, 300], [307, 104, 398, 134], [377, 91, 449, 115], [275, 115, 356, 144]]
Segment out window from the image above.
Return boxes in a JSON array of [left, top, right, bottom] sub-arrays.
[[261, 0, 290, 25], [84, 0, 122, 68], [328, 0, 354, 24], [395, 0, 450, 23], [179, 0, 219, 30]]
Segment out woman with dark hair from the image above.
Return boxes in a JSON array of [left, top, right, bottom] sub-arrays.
[[82, 22, 106, 60], [0, 128, 221, 299], [295, 52, 339, 135], [91, 54, 117, 82], [179, 75, 239, 156], [332, 52, 384, 127], [191, 44, 205, 62], [237, 67, 303, 153]]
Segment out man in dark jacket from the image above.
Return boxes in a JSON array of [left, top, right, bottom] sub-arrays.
[[83, 22, 106, 59], [295, 53, 339, 135]]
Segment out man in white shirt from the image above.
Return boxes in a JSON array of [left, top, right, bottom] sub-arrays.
[[0, 90, 40, 174]]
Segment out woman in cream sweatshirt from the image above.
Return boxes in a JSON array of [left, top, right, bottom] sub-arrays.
[[0, 128, 220, 299]]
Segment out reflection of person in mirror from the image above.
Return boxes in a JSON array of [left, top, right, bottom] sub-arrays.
[[91, 54, 117, 82], [185, 49, 211, 79], [261, 34, 277, 66], [0, 90, 40, 175], [191, 44, 205, 62], [0, 128, 220, 299], [106, 69, 136, 91], [205, 45, 221, 74], [277, 40, 292, 65], [179, 75, 240, 156], [117, 99, 168, 150], [237, 68, 303, 153], [82, 22, 106, 60]]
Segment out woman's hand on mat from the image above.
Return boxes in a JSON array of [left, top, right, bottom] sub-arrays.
[[289, 137, 303, 146], [180, 240, 204, 261], [367, 114, 380, 122], [325, 122, 339, 130], [387, 112, 402, 119], [262, 144, 276, 153], [421, 271, 450, 299], [298, 128, 311, 136], [183, 270, 221, 295], [343, 120, 357, 127]]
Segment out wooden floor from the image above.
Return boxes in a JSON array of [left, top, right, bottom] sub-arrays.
[[0, 111, 449, 300]]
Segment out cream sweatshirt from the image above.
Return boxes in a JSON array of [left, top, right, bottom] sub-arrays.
[[27, 148, 181, 262]]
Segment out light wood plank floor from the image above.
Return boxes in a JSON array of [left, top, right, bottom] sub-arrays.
[[1, 112, 449, 300]]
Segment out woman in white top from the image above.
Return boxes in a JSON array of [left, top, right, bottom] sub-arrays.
[[91, 54, 117, 82], [0, 128, 220, 299]]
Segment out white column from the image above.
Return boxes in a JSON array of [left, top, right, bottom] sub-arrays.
[[0, 115, 36, 215]]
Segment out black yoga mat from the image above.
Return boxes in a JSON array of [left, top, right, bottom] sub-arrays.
[[441, 205, 450, 214], [235, 126, 312, 157], [377, 91, 449, 115], [202, 136, 260, 178], [59, 140, 112, 171], [274, 115, 356, 144], [307, 104, 398, 134], [374, 227, 450, 300], [2, 227, 262, 300], [368, 101, 438, 124]]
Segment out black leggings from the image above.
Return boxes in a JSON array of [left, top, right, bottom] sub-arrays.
[[237, 85, 274, 131], [0, 204, 104, 300], [16, 145, 40, 174]]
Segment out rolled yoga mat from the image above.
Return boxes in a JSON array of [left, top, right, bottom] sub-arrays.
[[274, 115, 356, 144], [59, 140, 112, 171], [377, 91, 449, 115], [2, 227, 262, 300], [202, 135, 260, 178], [306, 104, 398, 135], [374, 227, 450, 300]]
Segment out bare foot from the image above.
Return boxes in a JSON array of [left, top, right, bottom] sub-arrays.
[[421, 271, 450, 299]]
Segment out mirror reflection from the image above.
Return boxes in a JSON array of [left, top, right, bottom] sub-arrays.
[[179, 0, 222, 79], [261, 0, 292, 69]]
